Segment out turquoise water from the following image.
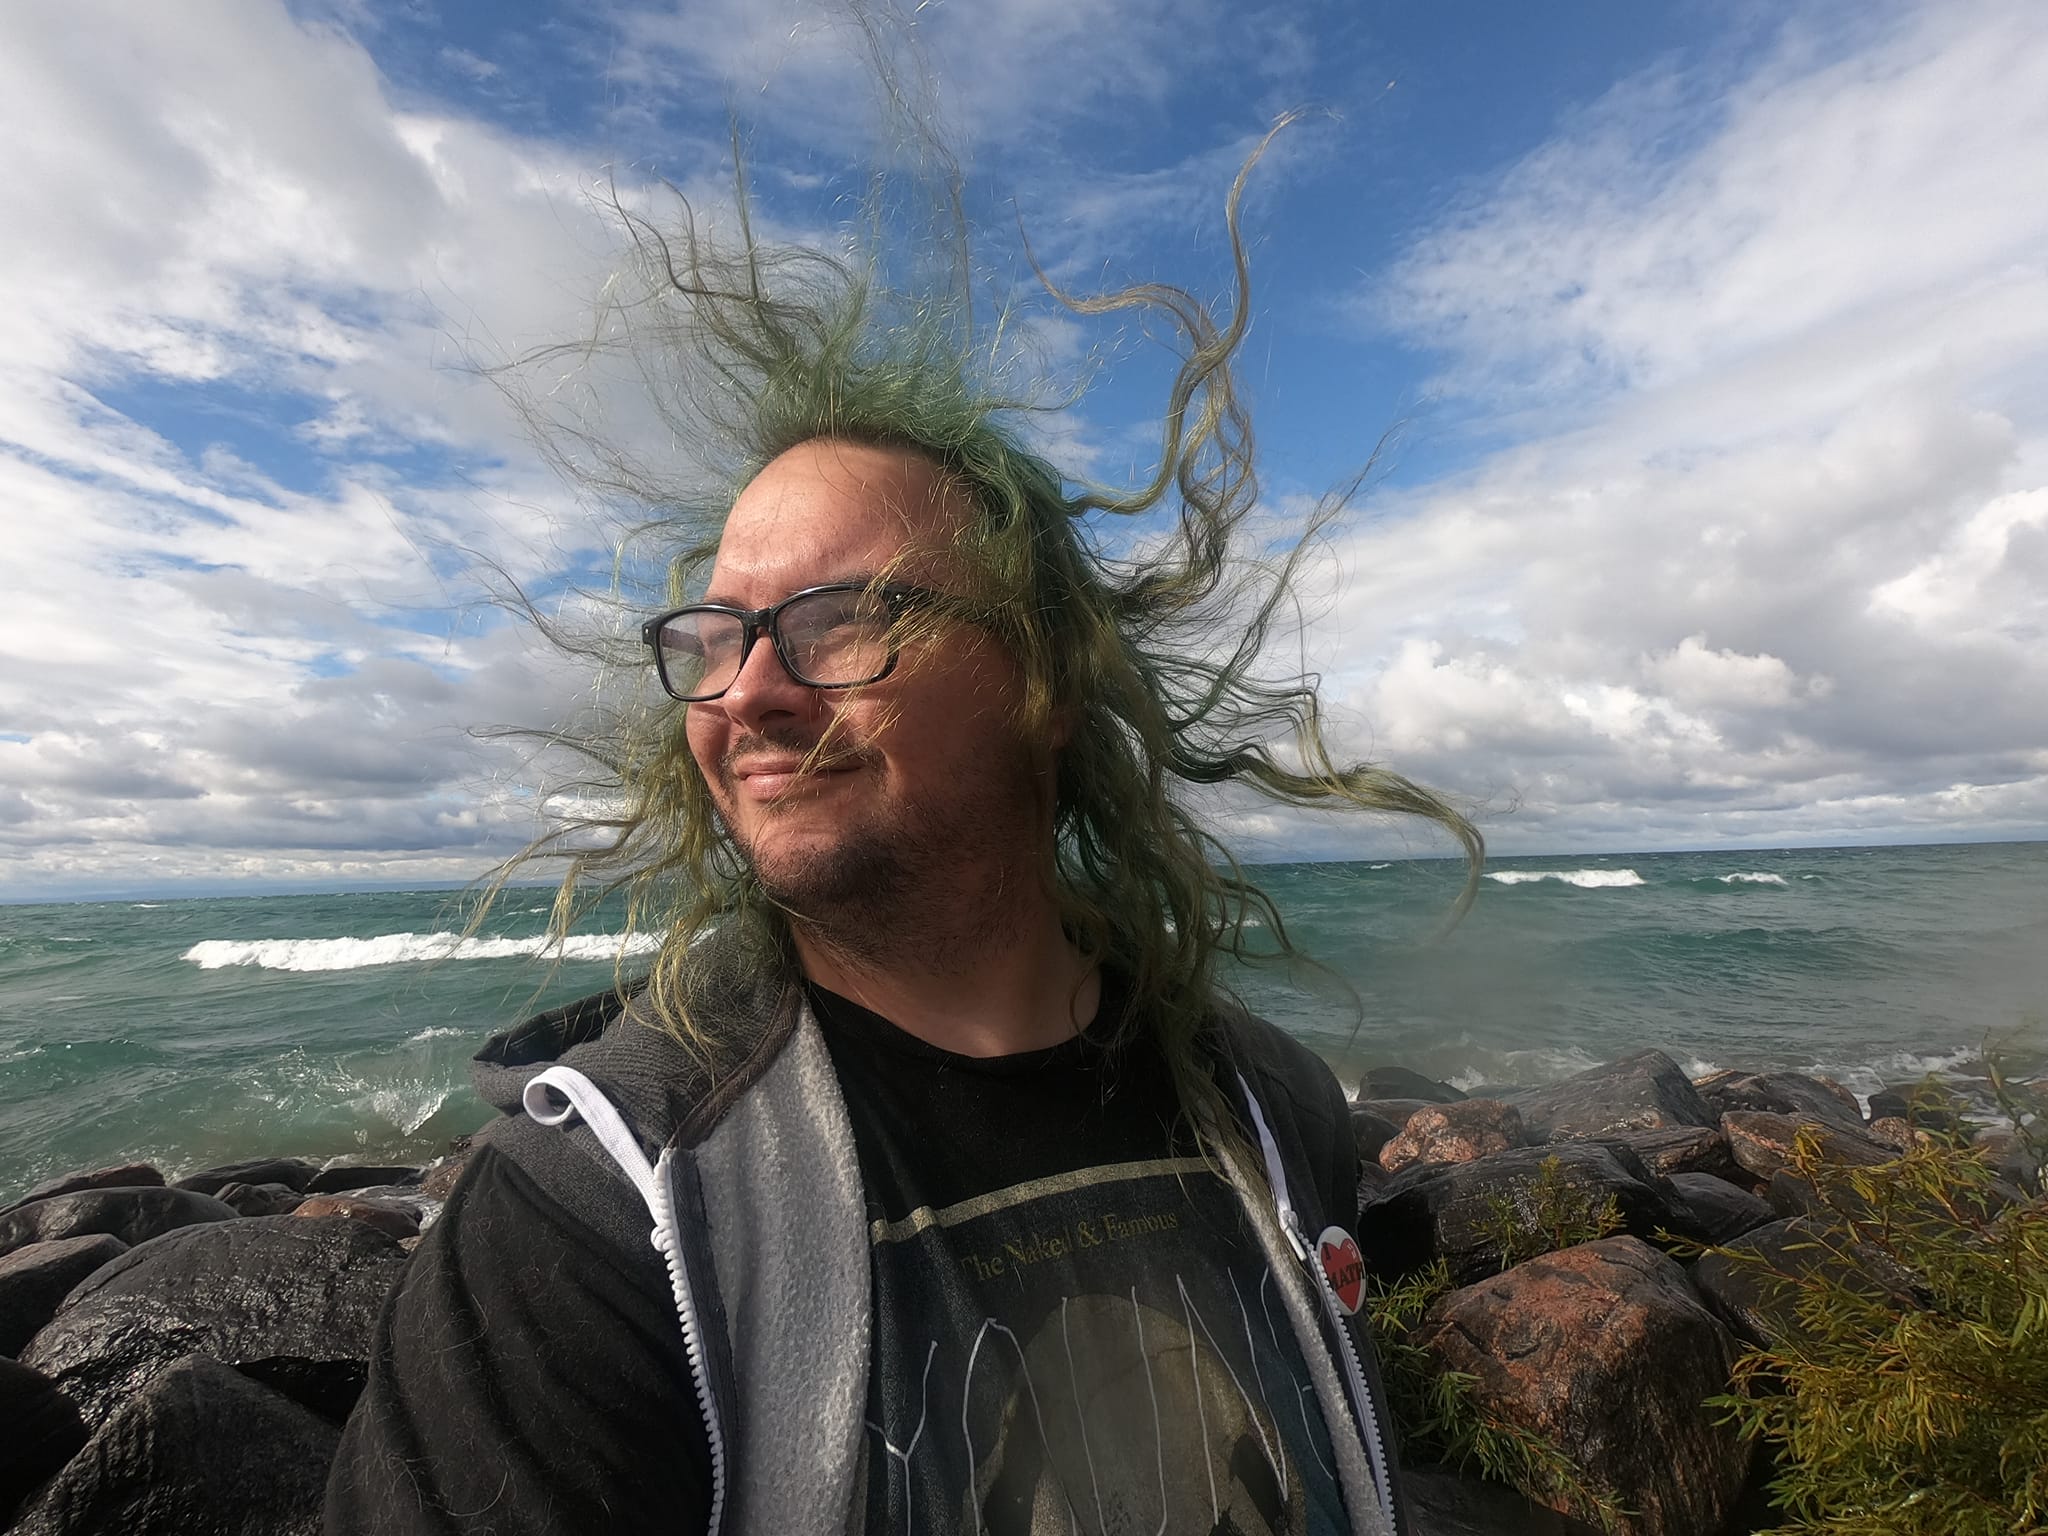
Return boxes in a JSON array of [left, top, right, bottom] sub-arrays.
[[3, 842, 2043, 1202]]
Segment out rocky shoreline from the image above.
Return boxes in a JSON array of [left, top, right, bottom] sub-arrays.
[[1, 1050, 2041, 1535]]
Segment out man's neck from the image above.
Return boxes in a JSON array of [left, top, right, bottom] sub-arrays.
[[791, 904, 1099, 1058]]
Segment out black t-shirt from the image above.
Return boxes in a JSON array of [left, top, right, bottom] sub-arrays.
[[812, 981, 1347, 1535]]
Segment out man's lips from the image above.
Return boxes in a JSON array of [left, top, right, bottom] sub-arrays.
[[726, 755, 864, 800]]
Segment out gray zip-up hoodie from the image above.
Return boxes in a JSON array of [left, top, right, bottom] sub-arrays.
[[340, 936, 1409, 1536]]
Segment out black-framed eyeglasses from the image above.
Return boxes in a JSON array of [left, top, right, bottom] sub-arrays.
[[640, 582, 943, 703]]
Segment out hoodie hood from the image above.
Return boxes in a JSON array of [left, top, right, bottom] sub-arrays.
[[469, 925, 805, 1154]]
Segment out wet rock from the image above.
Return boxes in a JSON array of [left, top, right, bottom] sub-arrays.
[[1379, 1099, 1526, 1174], [1692, 1216, 1921, 1348], [171, 1158, 319, 1198], [1416, 1237, 1749, 1536], [418, 1151, 472, 1201], [1693, 1070, 1866, 1136], [1721, 1111, 1893, 1182], [1511, 1050, 1718, 1141], [292, 1195, 419, 1242], [1350, 1106, 1403, 1168], [1404, 1466, 1602, 1535], [1356, 1067, 1465, 1105], [0, 1357, 87, 1526], [328, 1184, 444, 1233], [1974, 1129, 2045, 1194], [1667, 1173, 1775, 1243], [1867, 1080, 1969, 1136], [3, 1165, 164, 1217], [1866, 1116, 1928, 1153], [1357, 1142, 1691, 1285], [305, 1163, 422, 1196], [19, 1214, 408, 1430], [10, 1353, 335, 1536], [0, 1188, 236, 1263], [1594, 1126, 1737, 1180], [212, 1181, 305, 1218], [0, 1235, 130, 1357]]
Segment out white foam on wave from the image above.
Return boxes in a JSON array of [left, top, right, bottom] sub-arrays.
[[183, 931, 664, 973], [50, 936, 93, 943], [131, 903, 163, 909], [406, 1026, 470, 1043], [1485, 868, 1645, 889], [1717, 871, 1788, 886]]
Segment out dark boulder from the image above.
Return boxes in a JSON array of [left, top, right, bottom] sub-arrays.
[[1693, 1070, 1865, 1136], [1415, 1237, 1750, 1536], [1667, 1173, 1775, 1243], [1354, 1098, 1434, 1131], [0, 1235, 129, 1357], [10, 1353, 335, 1536], [171, 1158, 319, 1198], [212, 1182, 305, 1218], [0, 1357, 87, 1527], [0, 1188, 236, 1263], [1692, 1216, 1921, 1348], [19, 1214, 408, 1429], [304, 1163, 422, 1195], [1721, 1111, 1892, 1182], [1379, 1099, 1526, 1174], [1974, 1129, 2046, 1194], [1350, 1106, 1403, 1168], [1357, 1142, 1693, 1285], [1403, 1467, 1601, 1535], [1355, 1161, 1389, 1214], [3, 1165, 164, 1217], [1867, 1080, 1969, 1136], [1356, 1067, 1465, 1105], [1510, 1050, 1717, 1141], [1594, 1125, 1737, 1180], [1764, 1162, 2027, 1227]]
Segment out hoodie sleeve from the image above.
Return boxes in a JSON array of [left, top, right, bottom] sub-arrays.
[[325, 1144, 711, 1536]]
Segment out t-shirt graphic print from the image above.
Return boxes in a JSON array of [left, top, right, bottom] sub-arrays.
[[814, 984, 1347, 1536]]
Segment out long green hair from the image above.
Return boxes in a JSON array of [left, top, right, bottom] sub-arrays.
[[492, 122, 1482, 1142]]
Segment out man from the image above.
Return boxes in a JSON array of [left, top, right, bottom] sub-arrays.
[[327, 164, 1476, 1535]]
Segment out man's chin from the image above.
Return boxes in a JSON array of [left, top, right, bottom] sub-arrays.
[[741, 826, 910, 918]]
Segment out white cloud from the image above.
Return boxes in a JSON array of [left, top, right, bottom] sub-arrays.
[[1308, 0, 2048, 853]]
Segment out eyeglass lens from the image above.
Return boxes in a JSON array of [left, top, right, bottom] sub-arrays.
[[654, 587, 895, 699]]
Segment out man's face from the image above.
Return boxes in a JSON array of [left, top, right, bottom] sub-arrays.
[[684, 439, 1050, 928]]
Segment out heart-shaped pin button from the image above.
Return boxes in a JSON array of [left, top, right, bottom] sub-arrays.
[[1317, 1226, 1366, 1315]]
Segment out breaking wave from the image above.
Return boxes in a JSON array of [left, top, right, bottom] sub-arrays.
[[1485, 868, 1645, 889], [1716, 871, 1788, 886], [183, 932, 663, 973]]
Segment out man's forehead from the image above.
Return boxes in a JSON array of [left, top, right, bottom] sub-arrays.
[[708, 440, 967, 590]]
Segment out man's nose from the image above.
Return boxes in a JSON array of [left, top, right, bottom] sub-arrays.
[[715, 630, 815, 728]]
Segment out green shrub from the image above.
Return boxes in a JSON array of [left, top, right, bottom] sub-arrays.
[[1707, 1099, 2048, 1535], [1475, 1150, 1626, 1268]]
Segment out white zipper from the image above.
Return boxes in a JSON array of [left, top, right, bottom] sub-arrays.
[[1237, 1074, 1400, 1536], [523, 1067, 730, 1536], [650, 1149, 730, 1536]]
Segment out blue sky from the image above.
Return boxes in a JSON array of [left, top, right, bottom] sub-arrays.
[[3, 0, 2046, 895]]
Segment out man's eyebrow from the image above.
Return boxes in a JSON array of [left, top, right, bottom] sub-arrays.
[[697, 572, 883, 609]]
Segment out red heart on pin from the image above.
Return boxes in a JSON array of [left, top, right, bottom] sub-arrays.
[[1317, 1226, 1366, 1315]]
